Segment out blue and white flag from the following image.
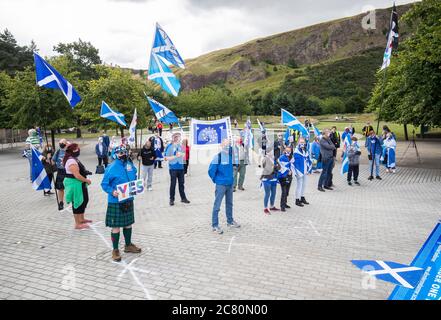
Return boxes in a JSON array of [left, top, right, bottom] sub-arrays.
[[293, 147, 312, 177], [100, 101, 126, 126], [352, 260, 424, 289], [128, 108, 137, 146], [313, 124, 321, 138], [146, 95, 180, 124], [242, 118, 254, 149], [152, 23, 185, 69], [34, 52, 81, 108], [31, 147, 51, 191], [281, 109, 309, 137], [190, 117, 232, 148], [341, 151, 349, 175], [148, 52, 181, 96]]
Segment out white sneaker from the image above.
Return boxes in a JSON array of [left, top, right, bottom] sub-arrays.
[[147, 187, 153, 191]]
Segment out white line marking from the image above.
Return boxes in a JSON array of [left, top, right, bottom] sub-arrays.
[[227, 236, 236, 253], [308, 220, 321, 236]]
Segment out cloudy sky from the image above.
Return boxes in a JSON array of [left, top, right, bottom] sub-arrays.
[[0, 0, 416, 69]]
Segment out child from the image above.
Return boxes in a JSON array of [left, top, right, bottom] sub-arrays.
[[347, 136, 361, 186]]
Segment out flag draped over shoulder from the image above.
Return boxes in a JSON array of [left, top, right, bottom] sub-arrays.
[[146, 95, 180, 125], [152, 23, 185, 69], [128, 108, 137, 146], [100, 101, 126, 126], [190, 117, 232, 148], [381, 4, 399, 70], [33, 52, 81, 108], [340, 134, 352, 175], [31, 147, 51, 191], [281, 108, 309, 137]]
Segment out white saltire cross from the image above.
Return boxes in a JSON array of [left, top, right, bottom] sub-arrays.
[[366, 261, 423, 289]]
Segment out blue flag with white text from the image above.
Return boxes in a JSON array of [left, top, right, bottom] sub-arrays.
[[191, 118, 232, 147], [34, 52, 81, 108], [152, 23, 185, 69]]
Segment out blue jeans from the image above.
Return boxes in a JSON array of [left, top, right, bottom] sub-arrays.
[[369, 154, 381, 176], [263, 183, 277, 208], [212, 184, 234, 228], [318, 158, 334, 188]]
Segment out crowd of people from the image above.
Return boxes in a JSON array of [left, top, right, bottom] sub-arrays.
[[22, 120, 399, 260]]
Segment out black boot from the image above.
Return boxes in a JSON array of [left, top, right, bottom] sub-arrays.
[[295, 199, 304, 207], [301, 196, 309, 205]]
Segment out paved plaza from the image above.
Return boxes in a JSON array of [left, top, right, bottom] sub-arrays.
[[0, 137, 440, 300]]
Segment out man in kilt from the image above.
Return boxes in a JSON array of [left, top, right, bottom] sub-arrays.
[[101, 145, 141, 262]]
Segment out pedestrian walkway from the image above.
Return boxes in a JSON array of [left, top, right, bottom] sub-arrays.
[[0, 139, 440, 300]]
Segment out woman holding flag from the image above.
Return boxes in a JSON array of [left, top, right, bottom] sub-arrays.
[[382, 132, 397, 173], [293, 137, 312, 207], [101, 145, 142, 262]]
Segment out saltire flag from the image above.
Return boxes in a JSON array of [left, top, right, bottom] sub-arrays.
[[256, 118, 266, 133], [313, 124, 321, 138], [152, 23, 185, 69], [33, 52, 81, 108], [148, 52, 181, 96], [381, 3, 399, 70], [31, 147, 51, 191], [100, 101, 127, 126], [128, 108, 137, 146], [190, 117, 232, 148], [281, 108, 309, 137], [340, 133, 352, 175], [284, 127, 291, 144], [146, 95, 180, 125], [242, 117, 254, 148], [351, 260, 424, 289]]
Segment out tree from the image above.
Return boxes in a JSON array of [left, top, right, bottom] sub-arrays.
[[367, 0, 441, 127], [321, 97, 345, 114], [0, 71, 12, 127], [0, 29, 35, 75], [82, 67, 148, 137]]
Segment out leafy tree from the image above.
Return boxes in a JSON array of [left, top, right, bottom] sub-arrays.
[[321, 97, 345, 114], [367, 0, 441, 127], [0, 29, 35, 75], [0, 71, 12, 127]]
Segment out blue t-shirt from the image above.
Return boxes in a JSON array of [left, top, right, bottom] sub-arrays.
[[165, 143, 184, 170]]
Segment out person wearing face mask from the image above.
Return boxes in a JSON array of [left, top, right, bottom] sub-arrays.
[[95, 137, 109, 170], [318, 129, 336, 192], [41, 143, 56, 196], [277, 146, 293, 211], [63, 143, 92, 229], [293, 138, 312, 206], [137, 139, 156, 191], [260, 145, 280, 215], [208, 138, 241, 234], [101, 145, 141, 262], [164, 132, 190, 206], [52, 139, 69, 210]]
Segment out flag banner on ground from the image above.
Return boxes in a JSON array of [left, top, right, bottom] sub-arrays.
[[190, 117, 232, 148], [381, 4, 399, 70], [389, 222, 441, 300], [352, 260, 424, 289], [128, 108, 137, 146], [116, 179, 145, 202], [152, 23, 185, 69], [100, 101, 126, 126], [146, 95, 180, 124], [148, 52, 181, 96], [31, 147, 51, 191], [33, 52, 81, 108], [281, 108, 309, 137]]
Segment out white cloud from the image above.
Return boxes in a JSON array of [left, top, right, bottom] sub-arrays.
[[0, 0, 417, 69]]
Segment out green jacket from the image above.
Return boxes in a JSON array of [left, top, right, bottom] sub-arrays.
[[64, 177, 86, 209]]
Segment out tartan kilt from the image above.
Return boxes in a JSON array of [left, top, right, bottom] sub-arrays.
[[105, 200, 135, 228]]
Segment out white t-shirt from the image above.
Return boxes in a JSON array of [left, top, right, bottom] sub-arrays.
[[65, 158, 78, 174]]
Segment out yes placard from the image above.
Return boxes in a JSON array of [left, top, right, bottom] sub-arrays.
[[116, 179, 145, 202]]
